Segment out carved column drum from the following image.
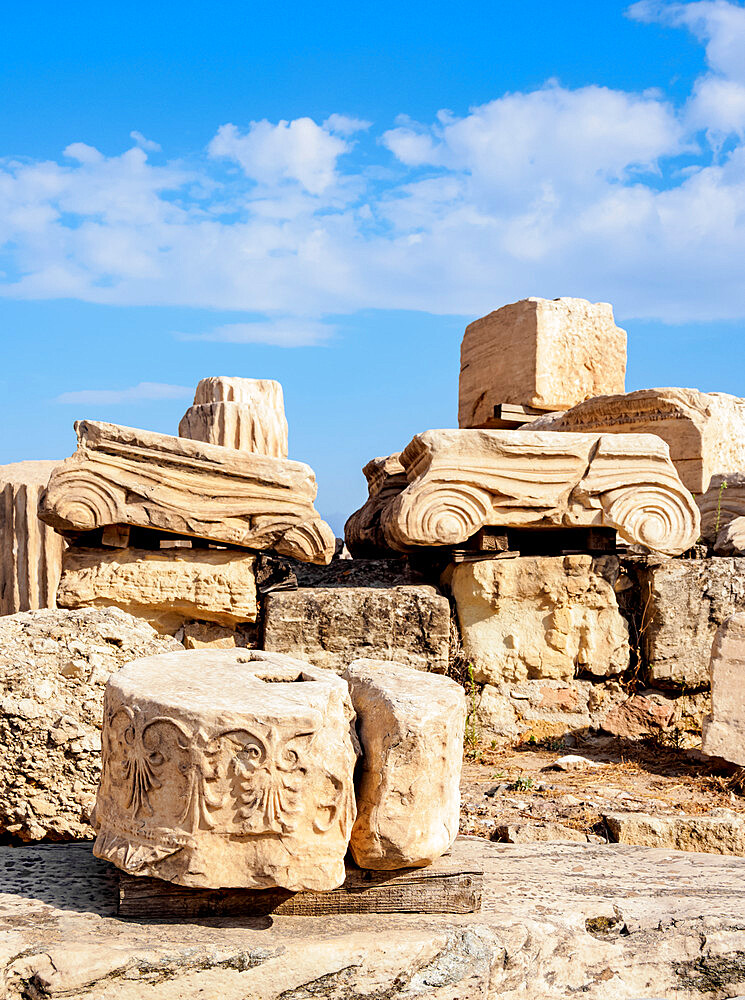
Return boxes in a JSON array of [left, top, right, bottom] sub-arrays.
[[93, 650, 359, 891]]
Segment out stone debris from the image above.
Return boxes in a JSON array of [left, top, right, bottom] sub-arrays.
[[494, 820, 589, 843], [56, 546, 258, 631], [546, 754, 605, 772], [39, 419, 335, 565], [0, 607, 182, 841], [343, 659, 465, 869], [703, 612, 745, 766], [262, 585, 450, 674], [700, 472, 745, 541], [93, 649, 359, 891], [531, 386, 745, 497], [449, 555, 629, 684], [605, 809, 745, 855], [378, 429, 699, 557], [601, 691, 676, 739], [458, 297, 627, 425], [631, 556, 745, 687], [0, 460, 64, 615], [178, 376, 289, 458]]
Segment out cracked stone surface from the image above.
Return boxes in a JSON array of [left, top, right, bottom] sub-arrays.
[[2, 838, 745, 998]]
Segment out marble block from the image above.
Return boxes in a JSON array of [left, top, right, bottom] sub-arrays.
[[459, 297, 626, 426], [343, 659, 465, 870], [93, 650, 359, 890]]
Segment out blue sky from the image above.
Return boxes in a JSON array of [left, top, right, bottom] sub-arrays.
[[2, 0, 745, 533]]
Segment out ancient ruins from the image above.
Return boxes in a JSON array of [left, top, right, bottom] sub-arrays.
[[5, 297, 745, 994]]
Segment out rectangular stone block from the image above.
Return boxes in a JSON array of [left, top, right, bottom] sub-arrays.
[[0, 461, 64, 615], [262, 586, 450, 674], [702, 613, 745, 766], [56, 547, 258, 631], [633, 557, 745, 687], [449, 555, 630, 684], [458, 297, 626, 426]]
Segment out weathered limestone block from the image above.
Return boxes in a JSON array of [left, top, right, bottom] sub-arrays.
[[179, 376, 288, 458], [39, 420, 334, 564], [380, 429, 699, 557], [344, 453, 407, 557], [450, 555, 629, 684], [632, 557, 745, 687], [0, 607, 182, 842], [702, 613, 745, 766], [458, 297, 626, 426], [532, 387, 745, 498], [716, 514, 745, 555], [93, 650, 358, 890], [702, 473, 745, 543], [605, 810, 745, 855], [262, 585, 450, 673], [343, 659, 465, 869], [0, 461, 64, 615], [56, 547, 258, 631]]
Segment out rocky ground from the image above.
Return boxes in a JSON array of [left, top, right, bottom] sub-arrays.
[[460, 733, 745, 852]]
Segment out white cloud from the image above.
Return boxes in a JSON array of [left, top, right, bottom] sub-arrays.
[[55, 382, 193, 405], [208, 117, 349, 195], [3, 5, 745, 326], [177, 318, 333, 347], [130, 130, 162, 152]]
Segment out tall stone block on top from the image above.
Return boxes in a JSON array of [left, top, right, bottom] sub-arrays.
[[702, 613, 745, 766], [38, 420, 335, 564], [179, 376, 289, 458], [0, 461, 64, 615], [458, 297, 627, 427]]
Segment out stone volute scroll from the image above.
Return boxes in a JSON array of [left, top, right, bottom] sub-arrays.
[[38, 420, 335, 564], [92, 650, 359, 891], [379, 429, 699, 558]]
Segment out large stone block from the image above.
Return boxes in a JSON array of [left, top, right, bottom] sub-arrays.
[[39, 420, 334, 564], [449, 555, 630, 684], [532, 387, 745, 499], [458, 297, 626, 426], [179, 376, 288, 458], [92, 650, 358, 891], [343, 659, 465, 869], [0, 607, 182, 842], [633, 557, 745, 687], [0, 461, 64, 615], [262, 585, 450, 673], [702, 613, 745, 766], [56, 546, 258, 631], [378, 429, 699, 558]]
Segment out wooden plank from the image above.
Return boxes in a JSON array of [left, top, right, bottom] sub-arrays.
[[118, 841, 483, 918], [480, 402, 550, 429]]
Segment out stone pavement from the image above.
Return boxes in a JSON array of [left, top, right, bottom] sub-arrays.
[[2, 837, 745, 998]]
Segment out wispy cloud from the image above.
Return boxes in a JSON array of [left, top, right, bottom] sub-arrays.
[[3, 2, 745, 325], [177, 318, 334, 347], [55, 382, 193, 405]]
